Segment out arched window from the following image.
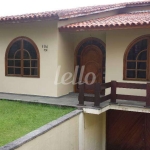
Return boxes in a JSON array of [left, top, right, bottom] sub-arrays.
[[5, 37, 40, 77], [124, 35, 150, 81]]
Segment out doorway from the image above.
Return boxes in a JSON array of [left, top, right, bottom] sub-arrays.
[[75, 37, 105, 93]]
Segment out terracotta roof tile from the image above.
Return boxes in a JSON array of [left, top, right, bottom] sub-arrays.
[[0, 0, 150, 23], [57, 3, 126, 19], [59, 11, 150, 31], [0, 12, 58, 23], [57, 0, 150, 19]]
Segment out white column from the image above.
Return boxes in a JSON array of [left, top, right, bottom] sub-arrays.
[[79, 112, 84, 150]]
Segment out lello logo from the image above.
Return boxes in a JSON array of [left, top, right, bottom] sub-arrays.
[[54, 66, 96, 85]]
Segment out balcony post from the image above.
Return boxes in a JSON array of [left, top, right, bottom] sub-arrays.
[[78, 83, 85, 106], [110, 80, 117, 104], [146, 83, 150, 107], [94, 83, 101, 107]]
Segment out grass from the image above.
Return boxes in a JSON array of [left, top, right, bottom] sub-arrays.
[[0, 100, 75, 147]]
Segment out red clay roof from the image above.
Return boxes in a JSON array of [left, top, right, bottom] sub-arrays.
[[0, 3, 124, 23], [57, 3, 125, 20], [59, 11, 150, 31], [0, 0, 150, 23], [57, 0, 150, 19], [0, 12, 58, 23]]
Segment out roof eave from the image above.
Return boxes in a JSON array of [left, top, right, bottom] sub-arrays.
[[59, 24, 150, 32], [0, 14, 59, 24]]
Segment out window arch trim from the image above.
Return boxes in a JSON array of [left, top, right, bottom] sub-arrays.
[[5, 36, 40, 77], [123, 35, 150, 81]]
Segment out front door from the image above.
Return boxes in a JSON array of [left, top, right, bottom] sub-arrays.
[[81, 45, 103, 93], [107, 110, 150, 150], [75, 38, 105, 93]]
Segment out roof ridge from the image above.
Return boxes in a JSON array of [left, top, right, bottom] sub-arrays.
[[57, 0, 150, 19], [56, 0, 150, 12], [129, 10, 150, 13]]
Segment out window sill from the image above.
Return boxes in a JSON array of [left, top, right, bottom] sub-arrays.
[[5, 75, 40, 78], [123, 77, 148, 82]]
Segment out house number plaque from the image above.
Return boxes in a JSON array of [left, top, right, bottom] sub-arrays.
[[42, 45, 48, 51]]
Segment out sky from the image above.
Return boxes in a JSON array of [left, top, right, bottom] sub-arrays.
[[1, 0, 140, 16]]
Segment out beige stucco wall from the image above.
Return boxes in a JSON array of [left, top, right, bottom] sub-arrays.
[[0, 20, 59, 97], [84, 112, 106, 150], [0, 20, 106, 97], [57, 5, 150, 97], [56, 31, 106, 96], [106, 28, 150, 96], [1, 16, 149, 98], [57, 32, 74, 96], [58, 28, 150, 97], [14, 112, 106, 150], [15, 115, 79, 150]]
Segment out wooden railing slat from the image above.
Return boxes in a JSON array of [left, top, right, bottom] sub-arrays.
[[101, 82, 111, 90], [84, 84, 94, 90], [100, 94, 111, 102], [117, 82, 146, 90], [117, 94, 146, 102], [84, 96, 94, 102]]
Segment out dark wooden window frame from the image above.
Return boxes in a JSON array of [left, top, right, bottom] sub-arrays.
[[5, 36, 40, 78], [123, 35, 150, 81]]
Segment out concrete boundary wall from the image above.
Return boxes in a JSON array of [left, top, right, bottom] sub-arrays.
[[0, 109, 106, 150], [1, 103, 150, 150], [0, 110, 82, 150]]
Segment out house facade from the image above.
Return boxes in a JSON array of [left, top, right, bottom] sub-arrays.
[[1, 1, 150, 97], [1, 1, 150, 150]]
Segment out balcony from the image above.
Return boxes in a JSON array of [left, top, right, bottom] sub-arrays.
[[78, 81, 150, 114]]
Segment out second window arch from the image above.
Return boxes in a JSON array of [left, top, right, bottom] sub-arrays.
[[124, 35, 150, 81]]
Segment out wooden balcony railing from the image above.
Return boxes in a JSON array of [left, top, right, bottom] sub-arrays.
[[78, 81, 150, 107]]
